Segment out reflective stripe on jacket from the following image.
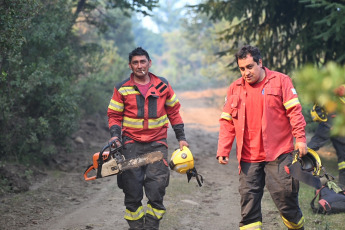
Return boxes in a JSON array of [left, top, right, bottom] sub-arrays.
[[217, 67, 306, 170], [108, 73, 184, 142]]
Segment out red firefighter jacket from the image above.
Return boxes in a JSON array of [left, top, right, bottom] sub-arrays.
[[217, 67, 306, 170], [107, 73, 185, 143]]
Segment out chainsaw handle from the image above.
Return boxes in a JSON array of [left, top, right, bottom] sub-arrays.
[[84, 164, 96, 181]]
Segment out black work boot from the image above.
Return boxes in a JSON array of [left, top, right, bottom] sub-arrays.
[[144, 215, 160, 230], [339, 169, 345, 188], [127, 218, 144, 230]]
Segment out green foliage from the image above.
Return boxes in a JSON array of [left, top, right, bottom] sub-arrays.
[[0, 0, 145, 164], [132, 17, 165, 56], [0, 0, 81, 162], [0, 0, 39, 61], [180, 12, 237, 83], [103, 10, 136, 57], [76, 41, 129, 115], [134, 4, 230, 90], [106, 0, 159, 16], [148, 0, 186, 33], [194, 0, 345, 74], [294, 63, 345, 136]]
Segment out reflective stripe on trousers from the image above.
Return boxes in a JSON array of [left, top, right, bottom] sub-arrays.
[[281, 215, 305, 229], [240, 221, 262, 230], [146, 203, 166, 220], [124, 206, 145, 221]]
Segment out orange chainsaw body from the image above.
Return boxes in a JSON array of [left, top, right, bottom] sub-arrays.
[[92, 151, 110, 169], [84, 151, 111, 181]]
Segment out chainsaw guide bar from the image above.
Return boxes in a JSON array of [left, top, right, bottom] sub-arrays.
[[84, 150, 164, 181], [120, 151, 164, 171]]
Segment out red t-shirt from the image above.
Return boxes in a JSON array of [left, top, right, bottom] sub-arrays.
[[136, 81, 151, 97], [241, 79, 266, 162]]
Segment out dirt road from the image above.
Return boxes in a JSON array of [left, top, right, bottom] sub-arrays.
[[0, 88, 283, 230]]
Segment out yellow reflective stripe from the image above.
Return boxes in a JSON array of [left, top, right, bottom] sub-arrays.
[[165, 94, 179, 107], [339, 96, 345, 104], [124, 206, 145, 221], [148, 115, 169, 128], [339, 161, 345, 170], [281, 216, 304, 229], [146, 204, 166, 220], [175, 163, 189, 171], [123, 116, 144, 128], [119, 86, 140, 96], [170, 148, 180, 160], [284, 98, 300, 110], [221, 112, 232, 121], [240, 221, 262, 230], [108, 99, 124, 112]]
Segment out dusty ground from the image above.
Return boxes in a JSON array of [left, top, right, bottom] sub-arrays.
[[0, 87, 338, 230]]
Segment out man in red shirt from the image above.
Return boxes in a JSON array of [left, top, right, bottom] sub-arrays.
[[108, 47, 188, 230], [217, 45, 307, 230]]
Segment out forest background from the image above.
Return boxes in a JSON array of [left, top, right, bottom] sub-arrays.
[[1, 0, 345, 228]]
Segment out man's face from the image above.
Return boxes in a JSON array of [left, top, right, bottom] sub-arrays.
[[129, 55, 151, 78], [238, 54, 263, 84]]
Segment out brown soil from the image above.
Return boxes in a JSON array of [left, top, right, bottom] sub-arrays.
[[0, 88, 337, 230]]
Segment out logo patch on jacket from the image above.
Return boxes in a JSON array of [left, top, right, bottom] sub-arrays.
[[291, 88, 297, 94]]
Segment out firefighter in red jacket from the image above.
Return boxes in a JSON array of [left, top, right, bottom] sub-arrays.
[[107, 47, 188, 230], [217, 45, 307, 230]]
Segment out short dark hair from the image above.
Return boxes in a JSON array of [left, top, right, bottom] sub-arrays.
[[128, 47, 150, 63], [235, 45, 262, 65]]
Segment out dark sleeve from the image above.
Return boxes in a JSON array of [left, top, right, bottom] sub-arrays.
[[172, 123, 186, 141], [109, 125, 122, 139]]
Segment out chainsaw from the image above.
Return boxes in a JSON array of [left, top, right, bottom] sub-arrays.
[[84, 140, 163, 181]]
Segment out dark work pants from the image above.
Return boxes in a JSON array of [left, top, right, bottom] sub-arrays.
[[239, 154, 303, 228], [118, 137, 169, 216]]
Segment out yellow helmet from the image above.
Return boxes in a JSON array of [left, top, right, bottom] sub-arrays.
[[169, 146, 203, 187], [301, 148, 322, 176], [292, 148, 322, 176], [310, 104, 328, 122], [290, 148, 335, 189], [169, 146, 194, 174]]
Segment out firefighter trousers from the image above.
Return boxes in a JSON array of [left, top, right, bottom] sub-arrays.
[[118, 137, 170, 228], [239, 153, 304, 230]]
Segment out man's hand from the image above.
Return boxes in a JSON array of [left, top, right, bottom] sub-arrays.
[[218, 156, 229, 165], [109, 136, 122, 148], [295, 142, 307, 157], [179, 140, 189, 150]]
